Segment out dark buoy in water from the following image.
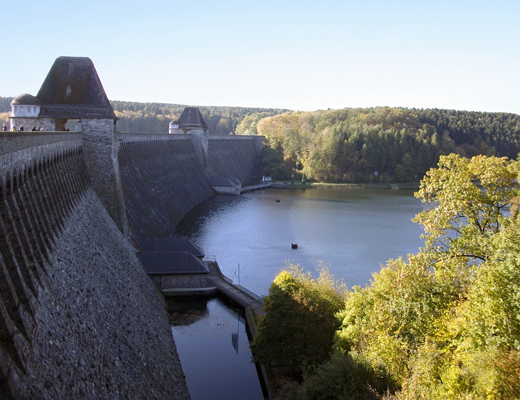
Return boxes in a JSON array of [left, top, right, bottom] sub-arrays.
[[291, 243, 298, 249], [276, 199, 281, 203]]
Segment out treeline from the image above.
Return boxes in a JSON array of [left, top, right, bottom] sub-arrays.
[[111, 100, 289, 135], [0, 96, 12, 112], [249, 107, 520, 183], [0, 97, 12, 126], [4, 92, 520, 184]]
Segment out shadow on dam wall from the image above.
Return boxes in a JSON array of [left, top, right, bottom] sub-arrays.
[[118, 138, 215, 239], [206, 137, 263, 186], [118, 135, 263, 239]]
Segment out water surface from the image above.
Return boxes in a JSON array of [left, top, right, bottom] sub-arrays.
[[175, 187, 425, 295], [169, 297, 264, 400]]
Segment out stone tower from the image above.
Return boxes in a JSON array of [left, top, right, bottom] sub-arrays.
[[169, 106, 209, 167], [23, 56, 127, 234]]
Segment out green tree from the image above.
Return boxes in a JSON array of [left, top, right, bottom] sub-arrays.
[[251, 265, 346, 378], [334, 154, 520, 398], [253, 155, 520, 398], [413, 154, 520, 263]]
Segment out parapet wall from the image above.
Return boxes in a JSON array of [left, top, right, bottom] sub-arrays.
[[0, 135, 189, 399], [0, 131, 82, 178]]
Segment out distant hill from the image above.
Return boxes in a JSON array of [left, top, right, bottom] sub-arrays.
[[3, 95, 520, 183], [253, 107, 520, 182], [110, 100, 290, 134]]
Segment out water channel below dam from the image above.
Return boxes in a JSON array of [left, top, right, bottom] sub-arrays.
[[170, 187, 425, 399]]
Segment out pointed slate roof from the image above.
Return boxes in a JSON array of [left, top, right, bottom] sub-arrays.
[[173, 107, 208, 131], [36, 56, 116, 119]]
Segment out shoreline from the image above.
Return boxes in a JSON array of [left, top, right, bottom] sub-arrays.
[[270, 182, 421, 190]]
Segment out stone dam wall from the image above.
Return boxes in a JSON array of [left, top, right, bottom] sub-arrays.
[[118, 135, 214, 239], [0, 130, 264, 399], [206, 136, 264, 185], [119, 133, 263, 239], [0, 132, 191, 399]]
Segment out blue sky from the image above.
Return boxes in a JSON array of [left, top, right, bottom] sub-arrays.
[[2, 0, 519, 114]]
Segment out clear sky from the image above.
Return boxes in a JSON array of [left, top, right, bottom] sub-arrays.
[[2, 0, 519, 114]]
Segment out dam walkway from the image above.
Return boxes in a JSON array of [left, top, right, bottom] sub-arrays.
[[206, 261, 265, 316], [152, 258, 264, 315], [238, 182, 272, 194]]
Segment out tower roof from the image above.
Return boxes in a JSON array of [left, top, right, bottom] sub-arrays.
[[11, 93, 40, 105], [173, 107, 208, 130], [36, 56, 116, 119]]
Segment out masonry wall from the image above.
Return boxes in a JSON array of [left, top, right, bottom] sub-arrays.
[[118, 135, 215, 239], [0, 138, 189, 399], [118, 134, 263, 239], [82, 119, 127, 234], [206, 136, 263, 185], [150, 274, 211, 290], [0, 128, 265, 398]]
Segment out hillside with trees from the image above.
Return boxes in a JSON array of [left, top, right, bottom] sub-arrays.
[[248, 107, 520, 183], [3, 94, 520, 184]]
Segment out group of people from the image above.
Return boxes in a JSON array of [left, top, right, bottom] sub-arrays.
[[3, 124, 46, 131]]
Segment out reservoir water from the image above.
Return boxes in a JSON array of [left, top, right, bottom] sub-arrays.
[[168, 297, 264, 400], [175, 187, 425, 295], [170, 187, 425, 399]]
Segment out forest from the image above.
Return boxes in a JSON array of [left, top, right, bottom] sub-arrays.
[[249, 107, 520, 183]]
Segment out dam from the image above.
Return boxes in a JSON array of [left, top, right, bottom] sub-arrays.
[[0, 57, 265, 399]]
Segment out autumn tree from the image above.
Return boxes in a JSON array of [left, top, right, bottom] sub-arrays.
[[334, 154, 520, 398], [251, 265, 346, 379]]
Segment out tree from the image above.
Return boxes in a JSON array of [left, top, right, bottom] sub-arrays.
[[254, 155, 520, 398], [251, 265, 346, 378], [334, 154, 520, 398], [413, 154, 520, 263]]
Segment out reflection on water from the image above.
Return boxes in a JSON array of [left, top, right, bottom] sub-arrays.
[[166, 296, 209, 327], [175, 187, 425, 296], [169, 297, 264, 400]]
